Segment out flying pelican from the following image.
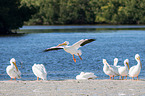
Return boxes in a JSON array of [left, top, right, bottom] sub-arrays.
[[76, 72, 97, 80], [128, 54, 142, 80], [6, 58, 21, 80], [103, 59, 119, 80], [44, 39, 95, 62], [118, 59, 129, 80], [32, 64, 47, 81]]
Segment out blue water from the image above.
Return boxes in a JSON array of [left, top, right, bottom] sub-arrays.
[[0, 27, 145, 80]]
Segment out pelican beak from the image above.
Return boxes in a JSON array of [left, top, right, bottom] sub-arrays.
[[58, 42, 67, 46], [13, 62, 18, 71], [126, 62, 129, 69]]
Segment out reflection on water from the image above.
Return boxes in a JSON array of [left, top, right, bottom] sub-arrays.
[[0, 26, 145, 80]]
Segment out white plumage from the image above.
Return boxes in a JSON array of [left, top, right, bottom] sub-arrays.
[[44, 39, 95, 62], [6, 58, 21, 80], [118, 59, 129, 80], [32, 64, 47, 80], [128, 54, 142, 80], [103, 59, 119, 79], [114, 58, 120, 67], [76, 72, 97, 80]]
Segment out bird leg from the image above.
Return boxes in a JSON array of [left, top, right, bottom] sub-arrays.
[[119, 76, 121, 80], [125, 76, 127, 80], [11, 78, 13, 81], [110, 76, 111, 80], [14, 77, 16, 81], [37, 77, 39, 81], [137, 76, 139, 80], [112, 75, 114, 80], [73, 55, 76, 63], [77, 53, 82, 60], [122, 76, 124, 80]]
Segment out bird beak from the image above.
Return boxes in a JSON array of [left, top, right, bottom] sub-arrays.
[[13, 62, 18, 71], [126, 62, 129, 69], [58, 42, 67, 46]]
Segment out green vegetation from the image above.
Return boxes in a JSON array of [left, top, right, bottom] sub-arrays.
[[1, 0, 145, 34], [0, 0, 37, 35], [24, 0, 145, 25]]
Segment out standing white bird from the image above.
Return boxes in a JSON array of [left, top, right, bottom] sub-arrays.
[[128, 54, 142, 80], [118, 59, 129, 80], [114, 58, 119, 67], [76, 72, 97, 80], [44, 39, 95, 63], [6, 58, 21, 80], [32, 64, 47, 81], [103, 59, 119, 80]]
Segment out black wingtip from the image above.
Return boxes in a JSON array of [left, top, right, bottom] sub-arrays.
[[43, 47, 63, 52], [80, 39, 96, 46]]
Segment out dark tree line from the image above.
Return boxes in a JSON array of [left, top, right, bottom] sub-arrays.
[[1, 0, 145, 34], [24, 0, 145, 25], [0, 0, 36, 34]]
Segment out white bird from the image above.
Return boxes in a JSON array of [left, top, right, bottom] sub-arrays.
[[114, 58, 120, 67], [76, 72, 97, 80], [118, 59, 129, 80], [44, 39, 95, 63], [128, 54, 142, 80], [32, 64, 47, 81], [103, 59, 119, 80], [6, 58, 21, 80]]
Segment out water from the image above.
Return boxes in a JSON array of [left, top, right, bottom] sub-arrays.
[[0, 26, 145, 80]]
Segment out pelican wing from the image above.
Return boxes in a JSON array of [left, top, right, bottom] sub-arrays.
[[72, 39, 96, 49], [129, 65, 136, 74], [110, 65, 120, 76], [32, 64, 46, 74], [82, 72, 97, 79], [44, 46, 64, 52], [32, 64, 47, 80]]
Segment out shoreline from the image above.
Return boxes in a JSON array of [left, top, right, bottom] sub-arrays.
[[0, 80, 145, 96]]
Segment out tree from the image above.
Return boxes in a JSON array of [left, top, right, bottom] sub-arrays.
[[0, 0, 37, 35]]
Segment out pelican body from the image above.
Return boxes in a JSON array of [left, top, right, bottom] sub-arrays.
[[118, 59, 129, 80], [103, 59, 119, 79], [129, 54, 142, 80], [6, 58, 21, 80], [76, 72, 97, 80], [44, 39, 95, 62], [32, 64, 47, 81]]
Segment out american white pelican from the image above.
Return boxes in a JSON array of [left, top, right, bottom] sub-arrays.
[[103, 59, 119, 80], [118, 59, 129, 80], [32, 64, 47, 81], [76, 72, 97, 80], [6, 58, 21, 80], [44, 39, 95, 63], [114, 58, 119, 67], [128, 54, 142, 80]]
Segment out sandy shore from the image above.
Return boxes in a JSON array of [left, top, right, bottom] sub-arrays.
[[0, 80, 145, 96]]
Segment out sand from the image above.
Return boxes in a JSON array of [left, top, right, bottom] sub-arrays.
[[0, 80, 145, 96]]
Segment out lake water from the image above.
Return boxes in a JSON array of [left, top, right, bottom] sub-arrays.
[[0, 25, 145, 80]]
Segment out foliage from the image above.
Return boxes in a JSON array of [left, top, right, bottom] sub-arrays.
[[0, 0, 37, 34], [1, 0, 145, 34]]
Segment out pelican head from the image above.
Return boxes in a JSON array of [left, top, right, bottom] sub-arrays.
[[58, 41, 69, 46], [135, 54, 140, 61], [103, 59, 107, 64], [63, 41, 69, 45], [80, 72, 85, 75], [124, 59, 129, 69], [10, 58, 18, 71], [114, 58, 118, 66]]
